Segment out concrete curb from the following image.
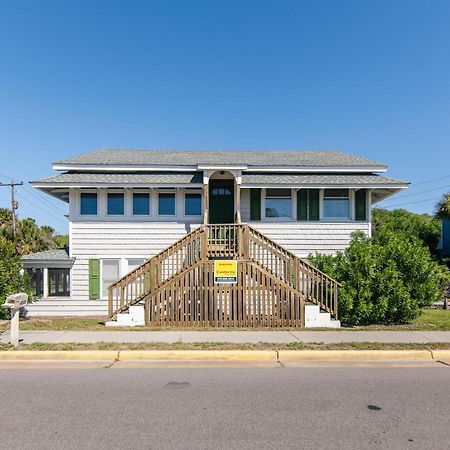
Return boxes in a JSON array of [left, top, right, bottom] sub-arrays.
[[431, 350, 450, 362], [0, 349, 445, 362], [0, 351, 118, 361], [277, 350, 433, 362], [118, 350, 277, 361]]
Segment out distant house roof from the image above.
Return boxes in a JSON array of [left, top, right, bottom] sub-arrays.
[[21, 249, 74, 268], [53, 149, 387, 170]]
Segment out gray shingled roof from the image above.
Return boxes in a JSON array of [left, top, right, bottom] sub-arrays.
[[241, 173, 408, 187], [32, 172, 407, 188], [21, 249, 73, 262], [55, 149, 386, 168], [33, 172, 203, 185]]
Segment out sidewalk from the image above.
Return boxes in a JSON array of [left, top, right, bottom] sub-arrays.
[[2, 330, 450, 344]]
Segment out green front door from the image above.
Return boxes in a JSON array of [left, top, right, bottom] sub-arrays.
[[209, 179, 235, 223]]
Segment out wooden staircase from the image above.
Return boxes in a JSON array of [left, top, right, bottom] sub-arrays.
[[108, 224, 340, 328]]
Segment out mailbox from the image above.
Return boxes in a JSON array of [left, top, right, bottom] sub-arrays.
[[1, 293, 28, 347], [3, 293, 28, 309]]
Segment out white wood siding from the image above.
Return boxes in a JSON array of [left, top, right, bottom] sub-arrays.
[[70, 222, 200, 299], [247, 222, 371, 258], [70, 219, 370, 299], [241, 189, 251, 221]]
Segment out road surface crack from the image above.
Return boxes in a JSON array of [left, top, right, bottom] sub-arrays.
[[103, 351, 120, 369]]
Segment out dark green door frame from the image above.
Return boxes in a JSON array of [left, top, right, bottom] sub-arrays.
[[208, 179, 235, 224]]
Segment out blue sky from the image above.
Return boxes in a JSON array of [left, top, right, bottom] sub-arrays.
[[0, 0, 449, 234]]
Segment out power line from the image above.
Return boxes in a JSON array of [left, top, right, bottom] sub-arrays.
[[15, 192, 68, 230], [378, 182, 450, 202], [0, 172, 68, 215], [0, 180, 23, 239], [412, 173, 450, 187], [379, 196, 439, 209]]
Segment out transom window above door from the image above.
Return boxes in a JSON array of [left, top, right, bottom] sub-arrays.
[[211, 187, 232, 196]]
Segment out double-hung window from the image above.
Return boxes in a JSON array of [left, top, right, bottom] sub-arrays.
[[80, 192, 97, 215], [265, 189, 292, 218], [323, 189, 350, 219], [107, 192, 125, 215]]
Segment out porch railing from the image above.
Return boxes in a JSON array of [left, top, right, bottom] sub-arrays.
[[108, 223, 340, 324]]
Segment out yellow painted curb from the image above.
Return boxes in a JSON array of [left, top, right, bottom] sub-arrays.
[[278, 350, 433, 362], [118, 350, 277, 361], [431, 350, 450, 361], [0, 351, 118, 361]]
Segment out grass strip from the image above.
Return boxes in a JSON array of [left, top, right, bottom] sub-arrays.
[[1, 342, 450, 352]]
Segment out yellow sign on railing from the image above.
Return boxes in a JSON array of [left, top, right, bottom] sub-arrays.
[[214, 260, 238, 284]]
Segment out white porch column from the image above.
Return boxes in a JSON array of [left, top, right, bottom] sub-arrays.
[[203, 171, 210, 225], [43, 268, 49, 298]]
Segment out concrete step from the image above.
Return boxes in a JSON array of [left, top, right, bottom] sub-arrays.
[[304, 304, 340, 329], [106, 305, 145, 327]]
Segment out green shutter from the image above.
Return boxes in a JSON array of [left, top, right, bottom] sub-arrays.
[[297, 189, 308, 220], [250, 189, 261, 221], [88, 259, 100, 300], [355, 189, 367, 221], [308, 189, 320, 221]]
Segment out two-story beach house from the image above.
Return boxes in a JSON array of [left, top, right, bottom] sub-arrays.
[[23, 149, 407, 326]]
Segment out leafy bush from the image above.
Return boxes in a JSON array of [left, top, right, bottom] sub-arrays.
[[372, 208, 441, 255], [310, 232, 449, 325], [0, 238, 30, 319]]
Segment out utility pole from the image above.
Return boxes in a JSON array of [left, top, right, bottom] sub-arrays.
[[0, 180, 23, 239]]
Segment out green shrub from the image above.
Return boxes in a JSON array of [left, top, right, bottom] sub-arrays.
[[0, 238, 30, 319], [310, 232, 449, 325], [372, 208, 441, 255]]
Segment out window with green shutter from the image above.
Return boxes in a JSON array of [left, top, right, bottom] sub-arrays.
[[250, 189, 261, 220], [355, 189, 367, 221], [88, 259, 100, 300]]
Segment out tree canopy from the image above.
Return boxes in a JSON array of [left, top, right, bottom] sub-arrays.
[[435, 192, 450, 220], [0, 208, 68, 255], [310, 209, 449, 325]]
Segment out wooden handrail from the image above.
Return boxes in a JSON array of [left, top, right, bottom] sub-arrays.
[[108, 223, 340, 322]]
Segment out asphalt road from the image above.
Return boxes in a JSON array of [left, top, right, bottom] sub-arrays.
[[0, 366, 449, 450]]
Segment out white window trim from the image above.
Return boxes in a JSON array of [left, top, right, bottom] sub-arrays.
[[183, 190, 203, 217], [321, 188, 352, 222], [106, 189, 125, 216], [262, 188, 295, 221], [157, 190, 177, 217], [131, 189, 152, 217], [79, 189, 98, 217], [100, 258, 122, 299]]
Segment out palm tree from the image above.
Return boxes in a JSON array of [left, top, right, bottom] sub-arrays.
[[435, 192, 450, 220]]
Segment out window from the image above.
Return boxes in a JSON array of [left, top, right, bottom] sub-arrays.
[[80, 192, 97, 215], [158, 192, 175, 215], [184, 193, 202, 216], [265, 189, 292, 218], [27, 268, 44, 297], [48, 268, 70, 297], [102, 259, 120, 297], [127, 258, 145, 272], [323, 189, 350, 219], [107, 192, 124, 215], [133, 192, 150, 215]]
